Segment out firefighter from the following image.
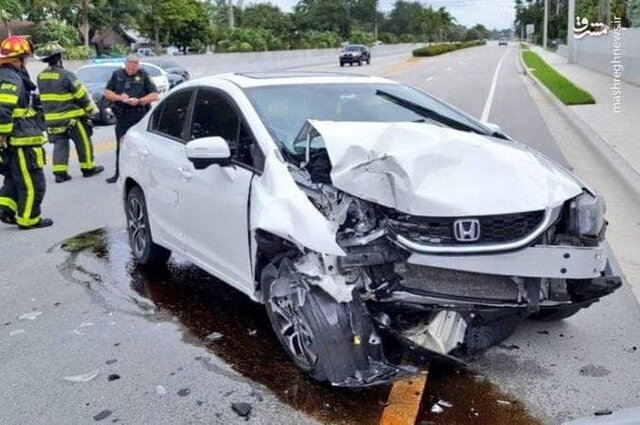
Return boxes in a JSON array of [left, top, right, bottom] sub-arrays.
[[104, 54, 158, 183], [37, 42, 104, 183], [0, 35, 52, 229]]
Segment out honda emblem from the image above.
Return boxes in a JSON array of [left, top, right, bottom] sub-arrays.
[[453, 219, 481, 242]]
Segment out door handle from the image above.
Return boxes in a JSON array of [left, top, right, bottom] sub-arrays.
[[177, 166, 192, 181]]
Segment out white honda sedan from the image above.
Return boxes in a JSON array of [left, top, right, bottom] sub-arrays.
[[119, 72, 620, 387]]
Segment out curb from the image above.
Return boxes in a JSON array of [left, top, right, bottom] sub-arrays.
[[519, 50, 640, 203]]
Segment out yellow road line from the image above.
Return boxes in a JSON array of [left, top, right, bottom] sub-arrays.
[[379, 371, 428, 425], [381, 57, 422, 77]]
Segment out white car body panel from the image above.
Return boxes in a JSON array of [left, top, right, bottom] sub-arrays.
[[120, 73, 596, 302], [308, 120, 584, 217]]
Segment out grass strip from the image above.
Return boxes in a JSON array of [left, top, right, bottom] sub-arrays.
[[521, 50, 595, 105], [412, 40, 486, 57]]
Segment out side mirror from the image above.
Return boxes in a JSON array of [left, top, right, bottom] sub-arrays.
[[186, 136, 231, 170]]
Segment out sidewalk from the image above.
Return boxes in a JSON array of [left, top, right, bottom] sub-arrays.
[[529, 45, 640, 182]]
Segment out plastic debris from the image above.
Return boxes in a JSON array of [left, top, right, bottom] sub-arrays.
[[93, 410, 113, 421], [107, 374, 120, 382], [248, 329, 257, 336], [431, 403, 444, 414], [18, 311, 42, 321], [594, 409, 613, 416], [63, 370, 99, 383], [9, 329, 25, 336], [155, 385, 167, 395], [497, 400, 511, 406], [205, 332, 223, 341], [231, 402, 252, 419], [79, 322, 94, 328], [438, 400, 453, 408], [177, 388, 191, 397]]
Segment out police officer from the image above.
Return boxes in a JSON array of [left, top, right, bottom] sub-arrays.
[[37, 42, 104, 183], [0, 35, 52, 229], [38, 43, 104, 183], [104, 54, 158, 183]]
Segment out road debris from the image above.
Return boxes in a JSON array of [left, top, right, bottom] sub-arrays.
[[9, 329, 25, 336], [105, 359, 117, 365], [594, 409, 612, 416], [155, 385, 167, 395], [80, 322, 95, 328], [205, 331, 223, 341], [438, 400, 453, 408], [92, 410, 113, 421], [497, 400, 511, 406], [63, 370, 99, 383], [431, 403, 444, 414], [231, 402, 252, 419], [18, 311, 43, 321], [107, 374, 120, 382], [177, 388, 191, 397]]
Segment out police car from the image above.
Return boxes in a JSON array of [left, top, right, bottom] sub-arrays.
[[75, 60, 169, 125]]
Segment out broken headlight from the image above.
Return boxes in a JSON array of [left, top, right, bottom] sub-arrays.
[[567, 191, 606, 239]]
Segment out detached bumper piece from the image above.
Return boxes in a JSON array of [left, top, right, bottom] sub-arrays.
[[332, 360, 417, 387]]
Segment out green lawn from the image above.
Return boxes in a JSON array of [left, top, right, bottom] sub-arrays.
[[521, 50, 595, 105]]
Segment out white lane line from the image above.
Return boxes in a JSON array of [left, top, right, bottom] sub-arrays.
[[426, 76, 434, 82], [481, 48, 510, 122]]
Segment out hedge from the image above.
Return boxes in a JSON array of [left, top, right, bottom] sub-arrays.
[[412, 40, 486, 57]]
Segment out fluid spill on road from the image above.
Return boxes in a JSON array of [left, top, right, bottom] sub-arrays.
[[59, 228, 540, 425]]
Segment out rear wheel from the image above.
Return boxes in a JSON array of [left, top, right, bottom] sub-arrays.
[[126, 186, 171, 266]]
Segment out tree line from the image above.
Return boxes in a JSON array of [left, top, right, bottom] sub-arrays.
[[1, 0, 493, 57]]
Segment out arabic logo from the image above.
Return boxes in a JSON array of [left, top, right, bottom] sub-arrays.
[[573, 16, 609, 39]]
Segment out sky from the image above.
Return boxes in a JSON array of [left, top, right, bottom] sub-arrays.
[[262, 0, 516, 30]]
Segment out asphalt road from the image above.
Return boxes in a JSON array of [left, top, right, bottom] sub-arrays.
[[1, 43, 639, 425]]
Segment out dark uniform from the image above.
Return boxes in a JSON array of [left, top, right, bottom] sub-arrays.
[[37, 64, 99, 177], [106, 68, 157, 178], [0, 65, 48, 227]]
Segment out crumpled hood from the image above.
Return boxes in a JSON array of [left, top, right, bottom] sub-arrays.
[[308, 120, 584, 217]]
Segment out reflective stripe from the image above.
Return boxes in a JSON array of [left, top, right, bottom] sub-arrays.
[[84, 103, 96, 112], [0, 93, 18, 104], [44, 109, 85, 122], [0, 122, 13, 133], [40, 93, 74, 102], [73, 86, 88, 99], [0, 196, 17, 212], [33, 147, 45, 168], [76, 120, 94, 170], [10, 135, 46, 146], [39, 72, 60, 80], [52, 164, 68, 172], [47, 127, 67, 135], [16, 149, 36, 227], [12, 108, 37, 118]]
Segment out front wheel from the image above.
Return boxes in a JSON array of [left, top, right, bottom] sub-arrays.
[[262, 259, 389, 385], [126, 186, 171, 266]]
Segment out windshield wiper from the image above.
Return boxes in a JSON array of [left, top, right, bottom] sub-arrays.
[[376, 90, 487, 136]]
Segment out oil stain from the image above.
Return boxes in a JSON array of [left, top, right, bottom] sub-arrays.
[[59, 228, 541, 425]]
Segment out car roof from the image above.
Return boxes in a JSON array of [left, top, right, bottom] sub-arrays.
[[183, 72, 395, 89], [78, 61, 160, 70]]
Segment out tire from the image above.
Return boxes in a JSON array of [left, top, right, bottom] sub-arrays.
[[529, 305, 583, 321], [358, 59, 362, 66], [126, 186, 171, 266], [340, 61, 344, 67], [464, 313, 521, 353], [262, 259, 383, 384], [366, 57, 371, 65]]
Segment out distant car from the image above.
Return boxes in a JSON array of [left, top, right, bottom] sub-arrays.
[[76, 61, 170, 125], [340, 44, 371, 67], [136, 48, 157, 57], [498, 38, 509, 46], [150, 59, 190, 89]]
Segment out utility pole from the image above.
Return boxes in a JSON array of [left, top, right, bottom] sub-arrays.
[[543, 0, 549, 48], [229, 0, 235, 30], [567, 0, 575, 63]]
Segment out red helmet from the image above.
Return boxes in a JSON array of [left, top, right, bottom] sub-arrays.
[[0, 35, 34, 59]]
